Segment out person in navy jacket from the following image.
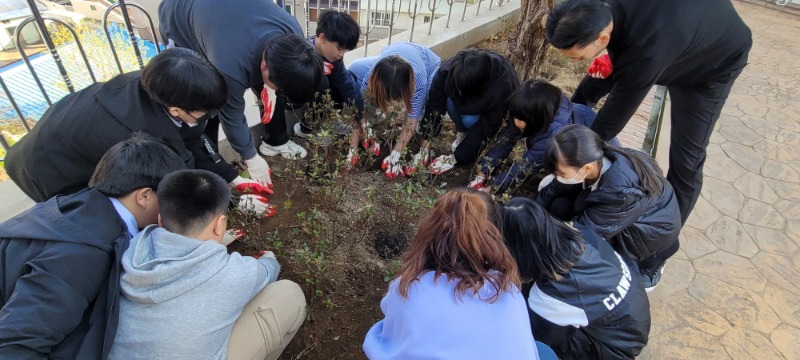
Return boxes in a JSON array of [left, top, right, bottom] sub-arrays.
[[499, 197, 651, 360]]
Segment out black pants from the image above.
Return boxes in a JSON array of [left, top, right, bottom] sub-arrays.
[[572, 64, 747, 225]]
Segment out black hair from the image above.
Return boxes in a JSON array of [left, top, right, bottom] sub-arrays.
[[507, 79, 563, 138], [446, 48, 492, 100], [141, 47, 227, 112], [316, 10, 360, 50], [89, 132, 187, 197], [263, 34, 324, 103], [157, 169, 231, 236], [543, 124, 664, 196], [368, 55, 414, 113], [499, 197, 584, 282], [545, 0, 612, 49]]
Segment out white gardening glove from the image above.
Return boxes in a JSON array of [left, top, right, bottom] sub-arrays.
[[404, 148, 431, 176], [429, 155, 456, 175], [236, 194, 277, 217], [345, 147, 359, 170], [244, 155, 273, 188], [382, 151, 403, 179], [222, 228, 246, 246], [230, 175, 274, 195], [469, 175, 487, 190]]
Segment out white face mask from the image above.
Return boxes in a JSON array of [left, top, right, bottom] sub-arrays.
[[185, 121, 200, 128], [556, 168, 586, 185]]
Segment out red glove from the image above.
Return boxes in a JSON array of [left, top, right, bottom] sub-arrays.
[[260, 88, 274, 124], [233, 180, 274, 196], [323, 61, 334, 76], [588, 54, 612, 79]]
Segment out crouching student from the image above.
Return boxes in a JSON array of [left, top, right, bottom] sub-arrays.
[[363, 188, 556, 360], [421, 48, 520, 175], [499, 197, 651, 360], [348, 42, 440, 178], [108, 169, 306, 360], [0, 133, 186, 359], [469, 80, 601, 193], [536, 124, 681, 291]]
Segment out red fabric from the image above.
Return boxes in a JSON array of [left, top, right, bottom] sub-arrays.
[[588, 54, 613, 78], [260, 87, 274, 124]]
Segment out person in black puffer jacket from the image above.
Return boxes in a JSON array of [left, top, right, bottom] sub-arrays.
[[536, 124, 680, 292], [499, 197, 651, 360], [420, 49, 520, 174]]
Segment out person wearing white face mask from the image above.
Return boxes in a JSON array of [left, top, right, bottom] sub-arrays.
[[535, 125, 680, 292]]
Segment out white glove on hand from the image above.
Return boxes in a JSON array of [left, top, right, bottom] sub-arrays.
[[429, 155, 456, 175], [469, 175, 487, 190], [244, 155, 272, 188], [230, 175, 274, 195], [236, 194, 277, 217], [345, 147, 359, 170], [404, 148, 431, 176], [382, 151, 403, 179]]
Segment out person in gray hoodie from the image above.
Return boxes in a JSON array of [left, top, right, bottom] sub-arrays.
[[108, 169, 306, 360]]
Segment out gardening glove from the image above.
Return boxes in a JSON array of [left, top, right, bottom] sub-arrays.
[[468, 175, 487, 190], [236, 194, 278, 217], [260, 88, 274, 124], [382, 151, 404, 179], [323, 61, 334, 75], [588, 54, 612, 79], [404, 148, 431, 176], [345, 147, 359, 170], [361, 125, 380, 156], [230, 175, 274, 196], [428, 154, 456, 175], [222, 228, 246, 246], [244, 155, 273, 188], [253, 250, 276, 259]]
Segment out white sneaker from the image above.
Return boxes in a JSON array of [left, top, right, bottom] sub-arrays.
[[293, 123, 312, 139], [451, 132, 467, 152], [259, 140, 308, 159]]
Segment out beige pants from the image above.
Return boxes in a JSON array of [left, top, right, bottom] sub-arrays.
[[227, 280, 307, 360]]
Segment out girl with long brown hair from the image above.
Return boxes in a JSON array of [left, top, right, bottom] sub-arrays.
[[362, 188, 544, 359]]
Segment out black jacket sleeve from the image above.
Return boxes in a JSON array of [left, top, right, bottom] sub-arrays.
[[0, 243, 112, 359], [421, 68, 448, 139], [329, 58, 362, 111]]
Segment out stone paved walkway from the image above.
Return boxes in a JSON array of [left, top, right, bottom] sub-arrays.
[[638, 2, 800, 359]]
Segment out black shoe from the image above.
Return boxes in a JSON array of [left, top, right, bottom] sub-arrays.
[[641, 262, 665, 293]]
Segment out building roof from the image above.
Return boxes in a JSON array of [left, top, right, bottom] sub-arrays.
[[0, 0, 46, 22]]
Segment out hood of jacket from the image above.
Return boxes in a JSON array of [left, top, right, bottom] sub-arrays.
[[0, 188, 126, 252], [121, 225, 229, 304]]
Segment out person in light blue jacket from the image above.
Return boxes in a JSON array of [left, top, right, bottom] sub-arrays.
[[109, 169, 305, 360], [363, 188, 556, 360]]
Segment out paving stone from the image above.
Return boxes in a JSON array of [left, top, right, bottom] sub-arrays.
[[694, 251, 767, 292], [733, 172, 780, 203], [719, 124, 765, 146], [743, 224, 799, 255], [777, 130, 800, 146], [717, 114, 743, 127], [722, 328, 786, 360], [639, 326, 728, 360], [771, 324, 800, 360], [765, 179, 800, 202], [755, 139, 800, 162], [706, 143, 726, 157], [768, 109, 800, 132], [761, 159, 800, 183], [764, 284, 800, 328], [738, 198, 786, 230], [688, 274, 782, 333], [752, 252, 800, 296], [703, 155, 748, 182], [648, 258, 694, 299], [648, 297, 685, 338], [685, 196, 722, 230], [787, 221, 800, 248], [701, 178, 746, 218], [721, 143, 764, 173], [708, 131, 727, 146], [667, 291, 732, 336], [705, 216, 760, 258], [670, 248, 688, 261], [680, 226, 718, 259], [737, 97, 770, 118], [741, 116, 782, 141]]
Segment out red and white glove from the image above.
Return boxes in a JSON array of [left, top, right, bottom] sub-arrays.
[[382, 151, 404, 179], [404, 148, 431, 176], [231, 176, 274, 196], [588, 54, 612, 79], [428, 155, 456, 175], [236, 194, 277, 217], [222, 228, 247, 246], [253, 250, 276, 259], [361, 126, 380, 157], [468, 175, 487, 190], [244, 156, 273, 189], [323, 61, 334, 76], [345, 147, 359, 170]]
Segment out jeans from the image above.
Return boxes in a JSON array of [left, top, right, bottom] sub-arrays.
[[446, 98, 480, 132]]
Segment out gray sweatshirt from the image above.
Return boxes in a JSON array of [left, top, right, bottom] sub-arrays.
[[108, 225, 280, 360]]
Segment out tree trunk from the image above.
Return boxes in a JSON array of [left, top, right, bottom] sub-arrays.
[[507, 0, 553, 80]]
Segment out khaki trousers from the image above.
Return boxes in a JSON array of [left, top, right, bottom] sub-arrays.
[[227, 280, 307, 360]]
